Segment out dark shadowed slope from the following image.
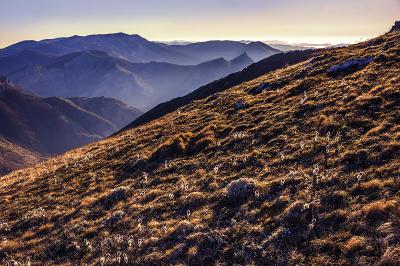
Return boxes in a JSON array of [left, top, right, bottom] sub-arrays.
[[0, 78, 115, 155], [0, 28, 398, 265], [0, 78, 142, 175], [121, 49, 315, 132]]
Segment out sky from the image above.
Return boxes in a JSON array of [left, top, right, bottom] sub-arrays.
[[1, 0, 399, 48]]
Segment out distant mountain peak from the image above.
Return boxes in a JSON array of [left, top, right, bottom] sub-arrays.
[[230, 52, 254, 67], [248, 41, 280, 51], [201, 57, 229, 65], [231, 52, 252, 61]]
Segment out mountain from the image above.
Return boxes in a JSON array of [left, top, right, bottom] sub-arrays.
[[8, 50, 153, 109], [8, 50, 255, 110], [1, 34, 278, 110], [127, 53, 255, 107], [0, 33, 198, 65], [0, 77, 142, 174], [2, 25, 398, 266], [0, 33, 279, 66], [121, 49, 315, 131], [168, 40, 280, 62]]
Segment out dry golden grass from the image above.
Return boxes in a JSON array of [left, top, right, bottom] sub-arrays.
[[0, 31, 399, 265]]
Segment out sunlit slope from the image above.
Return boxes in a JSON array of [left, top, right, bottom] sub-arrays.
[[0, 30, 399, 265]]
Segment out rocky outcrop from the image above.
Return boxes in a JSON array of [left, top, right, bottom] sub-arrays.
[[328, 57, 374, 75], [390, 21, 400, 32]]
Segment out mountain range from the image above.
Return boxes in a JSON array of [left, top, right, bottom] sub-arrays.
[[0, 34, 280, 110], [0, 77, 142, 175], [0, 26, 398, 265], [0, 33, 279, 66], [7, 50, 255, 109]]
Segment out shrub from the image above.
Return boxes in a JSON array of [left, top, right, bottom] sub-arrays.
[[226, 178, 255, 204], [151, 132, 194, 160], [281, 200, 309, 226], [320, 191, 348, 209], [185, 192, 206, 208], [380, 142, 400, 161], [97, 186, 129, 209], [377, 246, 400, 266], [189, 126, 216, 154], [343, 236, 367, 254], [352, 179, 383, 196], [362, 200, 396, 223]]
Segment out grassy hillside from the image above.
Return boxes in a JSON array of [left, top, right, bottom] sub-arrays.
[[0, 30, 399, 265]]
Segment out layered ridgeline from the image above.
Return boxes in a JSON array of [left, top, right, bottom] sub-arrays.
[[0, 33, 279, 65], [7, 50, 255, 110], [0, 33, 279, 110], [0, 29, 399, 265], [0, 78, 142, 175]]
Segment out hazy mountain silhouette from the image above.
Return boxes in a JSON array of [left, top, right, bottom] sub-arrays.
[[0, 33, 279, 66], [0, 33, 197, 64], [167, 40, 280, 62], [9, 50, 255, 109]]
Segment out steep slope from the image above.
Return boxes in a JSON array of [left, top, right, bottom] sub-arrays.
[[122, 49, 315, 131], [0, 29, 399, 265], [9, 51, 255, 109]]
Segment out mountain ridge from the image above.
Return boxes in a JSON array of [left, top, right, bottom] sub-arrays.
[[0, 33, 280, 66]]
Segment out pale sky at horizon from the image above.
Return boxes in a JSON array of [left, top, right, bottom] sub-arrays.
[[1, 0, 399, 48]]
